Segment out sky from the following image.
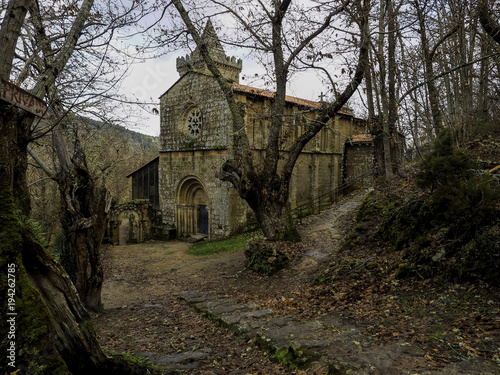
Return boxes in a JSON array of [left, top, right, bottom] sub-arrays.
[[113, 1, 363, 137], [118, 49, 329, 137]]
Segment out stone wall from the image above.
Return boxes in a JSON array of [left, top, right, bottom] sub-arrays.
[[345, 142, 376, 186], [160, 72, 233, 152], [158, 150, 249, 240], [108, 200, 163, 245], [159, 71, 370, 240]]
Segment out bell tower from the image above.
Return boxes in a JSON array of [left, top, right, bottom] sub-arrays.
[[176, 20, 243, 83]]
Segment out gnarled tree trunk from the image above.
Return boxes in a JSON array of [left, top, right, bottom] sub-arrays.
[[0, 104, 148, 374], [57, 135, 109, 313], [245, 176, 299, 242]]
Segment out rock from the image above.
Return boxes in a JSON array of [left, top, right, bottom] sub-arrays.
[[244, 237, 289, 275]]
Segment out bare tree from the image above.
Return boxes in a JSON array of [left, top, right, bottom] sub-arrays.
[[16, 0, 155, 312], [170, 0, 370, 241], [0, 0, 150, 371], [369, 0, 400, 177], [375, 0, 500, 153]]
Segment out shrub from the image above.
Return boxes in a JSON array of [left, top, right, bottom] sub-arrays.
[[416, 132, 500, 248], [416, 131, 475, 194], [375, 132, 500, 284]]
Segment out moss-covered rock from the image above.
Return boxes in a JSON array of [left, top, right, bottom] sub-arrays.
[[244, 237, 290, 275], [270, 344, 320, 370]]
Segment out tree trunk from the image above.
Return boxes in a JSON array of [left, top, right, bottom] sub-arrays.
[[59, 188, 107, 313], [0, 106, 147, 375], [414, 1, 458, 135], [0, 0, 148, 370], [478, 38, 491, 125], [375, 0, 394, 178], [57, 137, 108, 313], [249, 191, 299, 242], [386, 0, 398, 176], [478, 0, 500, 46]]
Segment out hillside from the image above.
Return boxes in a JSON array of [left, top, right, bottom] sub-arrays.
[[94, 128, 500, 373], [303, 130, 500, 371], [27, 117, 159, 243], [352, 131, 500, 286], [85, 117, 159, 153]]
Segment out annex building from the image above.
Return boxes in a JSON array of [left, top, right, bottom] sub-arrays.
[[128, 21, 375, 241]]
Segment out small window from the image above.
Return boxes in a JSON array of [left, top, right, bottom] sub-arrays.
[[186, 107, 202, 138]]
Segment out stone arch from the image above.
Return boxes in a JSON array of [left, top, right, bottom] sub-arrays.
[[108, 201, 157, 245], [176, 176, 210, 237]]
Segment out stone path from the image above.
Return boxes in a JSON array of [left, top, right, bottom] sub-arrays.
[[174, 290, 499, 374], [295, 189, 373, 274]]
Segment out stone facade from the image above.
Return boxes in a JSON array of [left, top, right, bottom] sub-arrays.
[[345, 134, 377, 187], [156, 21, 372, 240], [108, 200, 161, 245]]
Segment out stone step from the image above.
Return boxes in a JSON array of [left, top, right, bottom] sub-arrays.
[[176, 290, 500, 374], [187, 233, 207, 243]]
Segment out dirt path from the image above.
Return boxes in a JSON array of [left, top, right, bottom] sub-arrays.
[[94, 189, 500, 374], [95, 190, 370, 373]]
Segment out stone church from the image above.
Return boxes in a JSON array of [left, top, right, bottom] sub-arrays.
[[129, 21, 374, 241]]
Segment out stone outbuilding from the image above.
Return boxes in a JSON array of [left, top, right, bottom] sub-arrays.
[[130, 21, 376, 241]]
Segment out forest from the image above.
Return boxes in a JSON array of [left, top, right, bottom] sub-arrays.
[[0, 0, 499, 373]]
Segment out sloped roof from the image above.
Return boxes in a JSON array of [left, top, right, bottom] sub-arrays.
[[350, 134, 374, 143], [160, 72, 354, 118], [126, 156, 159, 177], [232, 83, 353, 116], [232, 83, 319, 108]]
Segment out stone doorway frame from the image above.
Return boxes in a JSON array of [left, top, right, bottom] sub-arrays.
[[108, 201, 160, 245], [176, 176, 210, 237]]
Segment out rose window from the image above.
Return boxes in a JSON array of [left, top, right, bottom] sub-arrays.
[[186, 108, 202, 137]]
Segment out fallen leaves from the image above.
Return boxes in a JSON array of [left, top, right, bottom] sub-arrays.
[[95, 187, 500, 374]]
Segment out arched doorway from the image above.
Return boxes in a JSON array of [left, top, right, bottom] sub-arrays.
[[177, 176, 209, 236], [108, 201, 159, 245]]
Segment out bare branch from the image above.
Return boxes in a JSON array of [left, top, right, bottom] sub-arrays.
[[0, 0, 30, 80], [398, 52, 500, 103], [478, 0, 500, 45], [27, 145, 56, 178]]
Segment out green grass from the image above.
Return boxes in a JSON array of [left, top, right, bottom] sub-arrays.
[[188, 232, 258, 256]]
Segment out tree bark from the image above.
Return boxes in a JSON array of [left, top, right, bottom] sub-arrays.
[[0, 0, 30, 80], [51, 125, 108, 313], [386, 0, 398, 176], [239, 168, 299, 242], [0, 105, 148, 374], [371, 0, 394, 177], [478, 0, 500, 46], [58, 166, 108, 312], [0, 0, 146, 371], [414, 1, 458, 135]]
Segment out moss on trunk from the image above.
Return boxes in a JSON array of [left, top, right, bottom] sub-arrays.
[[1, 186, 154, 374], [0, 105, 151, 374], [1, 187, 71, 374]]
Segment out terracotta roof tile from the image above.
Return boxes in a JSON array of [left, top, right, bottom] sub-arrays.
[[232, 83, 351, 116], [351, 134, 374, 143]]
